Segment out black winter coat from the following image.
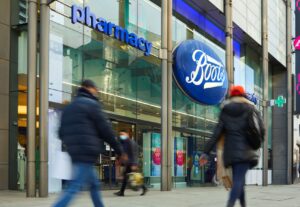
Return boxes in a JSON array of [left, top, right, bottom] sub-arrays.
[[204, 96, 265, 168], [59, 88, 123, 163], [120, 139, 139, 166]]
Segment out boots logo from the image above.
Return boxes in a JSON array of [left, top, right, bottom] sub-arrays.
[[173, 40, 228, 105], [186, 49, 226, 89]]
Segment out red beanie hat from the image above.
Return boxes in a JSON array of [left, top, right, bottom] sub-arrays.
[[230, 85, 246, 97]]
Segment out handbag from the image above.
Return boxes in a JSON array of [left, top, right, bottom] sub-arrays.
[[245, 108, 263, 150], [127, 172, 144, 191], [216, 135, 233, 191]]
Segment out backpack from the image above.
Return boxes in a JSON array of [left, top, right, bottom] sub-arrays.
[[245, 108, 264, 150]]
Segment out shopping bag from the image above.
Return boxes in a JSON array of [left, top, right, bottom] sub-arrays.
[[52, 151, 73, 180], [127, 172, 144, 191], [216, 135, 233, 191]]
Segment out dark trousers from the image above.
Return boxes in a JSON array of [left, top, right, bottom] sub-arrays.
[[227, 162, 250, 207], [120, 165, 146, 193]]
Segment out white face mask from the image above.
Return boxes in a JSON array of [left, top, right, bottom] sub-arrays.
[[120, 135, 128, 140]]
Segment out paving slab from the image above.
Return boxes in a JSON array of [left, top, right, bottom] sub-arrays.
[[1, 184, 300, 207]]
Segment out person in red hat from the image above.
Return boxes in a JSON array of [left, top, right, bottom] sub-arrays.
[[229, 85, 246, 97], [200, 85, 265, 207]]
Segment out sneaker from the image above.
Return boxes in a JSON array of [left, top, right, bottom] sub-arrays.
[[114, 191, 124, 196]]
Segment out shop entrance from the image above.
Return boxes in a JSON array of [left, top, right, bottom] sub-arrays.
[[97, 119, 161, 190], [172, 131, 216, 188], [95, 121, 135, 190], [185, 134, 216, 187]]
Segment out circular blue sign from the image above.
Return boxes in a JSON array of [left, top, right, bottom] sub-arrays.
[[173, 40, 228, 105]]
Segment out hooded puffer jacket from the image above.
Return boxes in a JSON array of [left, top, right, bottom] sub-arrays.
[[204, 96, 265, 168], [59, 88, 122, 163]]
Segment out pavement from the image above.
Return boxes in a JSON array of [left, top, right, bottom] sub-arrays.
[[1, 184, 300, 207]]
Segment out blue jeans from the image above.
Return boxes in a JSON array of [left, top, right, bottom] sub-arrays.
[[227, 163, 250, 207], [53, 163, 104, 207]]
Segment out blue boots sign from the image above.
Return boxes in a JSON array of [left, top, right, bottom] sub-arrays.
[[173, 40, 228, 105]]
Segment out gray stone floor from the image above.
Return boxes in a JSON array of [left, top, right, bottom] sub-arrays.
[[1, 184, 300, 207]]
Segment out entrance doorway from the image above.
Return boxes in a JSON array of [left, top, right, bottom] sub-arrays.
[[100, 118, 161, 190], [96, 121, 135, 190]]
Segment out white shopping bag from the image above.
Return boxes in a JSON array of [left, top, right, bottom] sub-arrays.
[[52, 151, 73, 180]]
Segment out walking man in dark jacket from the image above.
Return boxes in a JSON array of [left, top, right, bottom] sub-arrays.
[[200, 85, 265, 207], [114, 130, 147, 196], [53, 80, 124, 207]]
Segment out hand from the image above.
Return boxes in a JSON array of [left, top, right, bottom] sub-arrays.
[[131, 165, 138, 172], [199, 154, 208, 166], [120, 154, 128, 164]]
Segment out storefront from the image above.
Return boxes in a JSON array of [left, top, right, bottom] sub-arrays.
[[9, 0, 278, 193], [45, 0, 225, 191]]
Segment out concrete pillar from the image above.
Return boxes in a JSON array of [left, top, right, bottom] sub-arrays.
[[161, 0, 172, 191], [0, 0, 10, 191], [27, 0, 38, 197], [286, 0, 293, 185], [167, 0, 173, 191], [262, 0, 269, 187], [225, 0, 233, 87], [39, 0, 50, 197], [272, 67, 288, 184]]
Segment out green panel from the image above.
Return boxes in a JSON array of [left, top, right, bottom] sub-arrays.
[[143, 132, 151, 177]]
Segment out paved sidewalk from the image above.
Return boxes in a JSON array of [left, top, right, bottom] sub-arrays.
[[1, 184, 300, 207]]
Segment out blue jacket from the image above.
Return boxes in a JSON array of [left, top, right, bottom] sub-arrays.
[[59, 88, 122, 163]]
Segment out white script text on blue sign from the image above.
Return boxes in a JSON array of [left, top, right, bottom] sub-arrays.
[[71, 5, 153, 56]]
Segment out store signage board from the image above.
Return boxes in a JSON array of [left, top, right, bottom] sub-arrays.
[[71, 5, 152, 56], [274, 96, 286, 108], [295, 0, 300, 114], [295, 36, 300, 50], [173, 40, 228, 105]]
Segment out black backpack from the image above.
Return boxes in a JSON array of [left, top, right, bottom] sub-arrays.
[[245, 107, 264, 150]]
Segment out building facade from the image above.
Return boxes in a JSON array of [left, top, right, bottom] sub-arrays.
[[0, 0, 294, 195]]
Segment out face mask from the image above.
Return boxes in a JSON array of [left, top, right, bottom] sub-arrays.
[[120, 135, 128, 140]]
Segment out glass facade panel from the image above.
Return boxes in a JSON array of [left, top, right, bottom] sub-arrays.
[[49, 2, 166, 189], [11, 0, 28, 25], [137, 0, 161, 49]]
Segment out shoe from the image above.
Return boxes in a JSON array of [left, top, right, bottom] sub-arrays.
[[140, 187, 148, 196], [114, 191, 124, 196]]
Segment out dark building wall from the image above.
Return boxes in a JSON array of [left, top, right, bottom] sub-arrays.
[[0, 0, 10, 190], [272, 67, 288, 184]]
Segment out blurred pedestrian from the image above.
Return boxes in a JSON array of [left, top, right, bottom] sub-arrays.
[[200, 85, 265, 207], [53, 80, 125, 207], [114, 130, 147, 196]]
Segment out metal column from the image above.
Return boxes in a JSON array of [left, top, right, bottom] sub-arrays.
[[39, 0, 50, 197], [161, 0, 172, 191], [225, 0, 233, 87], [27, 0, 37, 197], [286, 0, 293, 185], [262, 0, 269, 186]]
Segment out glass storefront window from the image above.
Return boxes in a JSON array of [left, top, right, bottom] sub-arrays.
[[49, 20, 83, 102], [11, 0, 28, 25], [234, 45, 263, 110], [137, 0, 161, 49]]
